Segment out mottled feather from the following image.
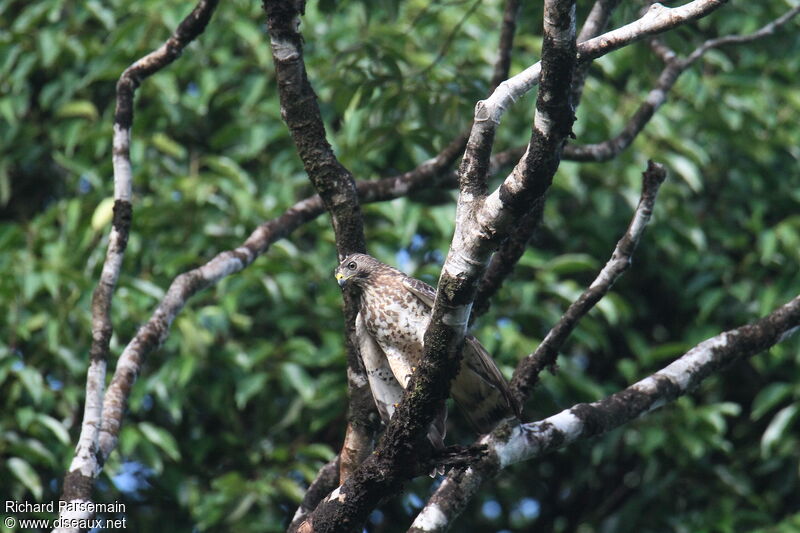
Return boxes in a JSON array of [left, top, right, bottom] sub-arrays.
[[335, 253, 519, 440]]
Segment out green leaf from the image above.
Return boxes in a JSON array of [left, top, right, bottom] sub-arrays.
[[91, 197, 115, 231], [299, 443, 335, 461], [86, 0, 116, 30], [235, 373, 267, 409], [35, 414, 70, 444], [17, 367, 45, 405], [751, 383, 793, 420], [130, 278, 166, 301], [56, 100, 99, 121], [138, 422, 181, 461], [281, 362, 316, 403], [275, 477, 305, 504], [665, 153, 702, 192], [761, 404, 799, 457], [8, 457, 43, 499], [544, 254, 598, 275], [151, 132, 187, 159], [37, 29, 59, 68]]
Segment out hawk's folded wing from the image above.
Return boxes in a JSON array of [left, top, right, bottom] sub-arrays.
[[402, 275, 521, 433]]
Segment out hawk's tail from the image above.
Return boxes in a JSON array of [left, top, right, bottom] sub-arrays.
[[451, 336, 521, 434]]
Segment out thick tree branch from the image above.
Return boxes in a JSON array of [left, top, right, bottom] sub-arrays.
[[423, 0, 728, 199], [469, 2, 794, 307], [411, 293, 800, 531], [412, 159, 666, 532], [576, 1, 727, 63], [263, 0, 365, 258], [510, 160, 667, 403], [410, 1, 725, 218], [56, 2, 219, 530], [288, 456, 341, 533], [262, 0, 374, 486], [496, 294, 800, 466], [472, 0, 620, 320], [566, 6, 800, 162], [451, 1, 726, 275], [463, 0, 727, 143], [493, 6, 798, 166]]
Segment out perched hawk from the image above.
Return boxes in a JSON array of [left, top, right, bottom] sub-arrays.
[[335, 253, 520, 450]]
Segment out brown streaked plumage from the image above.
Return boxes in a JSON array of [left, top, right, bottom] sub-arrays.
[[335, 253, 520, 448]]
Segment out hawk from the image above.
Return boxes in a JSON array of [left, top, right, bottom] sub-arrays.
[[335, 253, 520, 450]]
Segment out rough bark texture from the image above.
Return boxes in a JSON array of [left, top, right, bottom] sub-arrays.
[[412, 293, 800, 532], [288, 457, 341, 533], [56, 3, 220, 530], [290, 2, 580, 531], [263, 0, 374, 485], [495, 294, 800, 467]]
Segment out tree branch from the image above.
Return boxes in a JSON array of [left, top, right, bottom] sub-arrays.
[[510, 160, 667, 403], [571, 0, 621, 106], [411, 293, 800, 531], [56, 2, 219, 530], [566, 6, 800, 162], [472, 0, 621, 320], [497, 294, 800, 466], [411, 159, 666, 532], [288, 456, 341, 533], [469, 2, 795, 308], [262, 0, 375, 485], [450, 0, 726, 262], [489, 0, 522, 93], [263, 0, 365, 257]]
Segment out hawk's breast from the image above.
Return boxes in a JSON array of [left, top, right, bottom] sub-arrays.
[[361, 273, 429, 372]]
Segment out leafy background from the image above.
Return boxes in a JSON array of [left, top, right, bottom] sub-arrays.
[[1, 0, 799, 531]]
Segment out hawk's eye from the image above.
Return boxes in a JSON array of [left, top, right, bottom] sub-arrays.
[[347, 261, 357, 270]]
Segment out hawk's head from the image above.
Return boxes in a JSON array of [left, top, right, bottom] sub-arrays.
[[334, 253, 382, 288]]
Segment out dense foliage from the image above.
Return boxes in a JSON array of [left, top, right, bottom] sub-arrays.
[[1, 0, 798, 531]]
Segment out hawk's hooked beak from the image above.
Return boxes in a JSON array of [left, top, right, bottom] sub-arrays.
[[335, 271, 348, 288]]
